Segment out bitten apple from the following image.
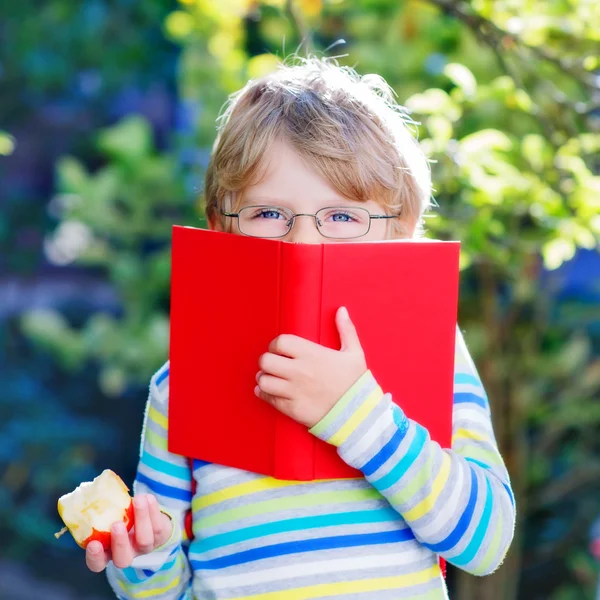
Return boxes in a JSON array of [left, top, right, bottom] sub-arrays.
[[55, 469, 134, 550]]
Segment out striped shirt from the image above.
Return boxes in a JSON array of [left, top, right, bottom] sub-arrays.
[[106, 328, 515, 599]]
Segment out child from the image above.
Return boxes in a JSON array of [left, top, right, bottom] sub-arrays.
[[86, 57, 516, 599]]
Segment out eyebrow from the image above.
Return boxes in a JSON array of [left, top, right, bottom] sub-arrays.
[[241, 196, 358, 207], [241, 196, 285, 206]]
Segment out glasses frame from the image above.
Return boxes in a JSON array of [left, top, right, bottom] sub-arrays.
[[220, 205, 401, 240]]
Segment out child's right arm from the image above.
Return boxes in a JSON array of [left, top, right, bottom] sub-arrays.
[[102, 363, 193, 600]]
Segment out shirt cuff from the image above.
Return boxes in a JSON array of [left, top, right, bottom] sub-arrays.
[[309, 370, 412, 472], [309, 370, 382, 444]]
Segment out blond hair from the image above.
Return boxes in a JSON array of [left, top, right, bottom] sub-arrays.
[[204, 56, 432, 237]]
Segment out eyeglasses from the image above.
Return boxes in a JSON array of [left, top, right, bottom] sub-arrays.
[[220, 205, 401, 240]]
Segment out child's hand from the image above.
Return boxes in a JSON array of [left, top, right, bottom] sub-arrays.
[[255, 306, 367, 428], [86, 494, 173, 573]]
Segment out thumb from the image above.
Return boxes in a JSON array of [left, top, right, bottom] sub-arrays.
[[336, 307, 362, 352]]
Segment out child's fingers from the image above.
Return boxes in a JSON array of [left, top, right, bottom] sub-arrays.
[[256, 373, 291, 399], [147, 494, 172, 547], [85, 540, 110, 572], [258, 352, 295, 379], [268, 334, 313, 358], [131, 495, 155, 555], [336, 306, 362, 352], [110, 521, 135, 568], [254, 383, 288, 410]]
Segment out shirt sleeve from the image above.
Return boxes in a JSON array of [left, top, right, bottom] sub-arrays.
[[106, 362, 194, 599], [309, 327, 516, 576]]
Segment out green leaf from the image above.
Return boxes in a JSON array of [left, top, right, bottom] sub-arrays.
[[405, 89, 462, 121], [512, 89, 534, 113], [97, 116, 154, 162], [56, 156, 89, 194], [555, 155, 592, 182], [426, 115, 453, 143], [490, 75, 516, 96], [247, 53, 279, 79], [164, 10, 195, 41], [89, 167, 121, 205], [20, 310, 85, 370], [444, 63, 477, 99], [542, 237, 576, 270], [522, 134, 549, 171], [99, 365, 127, 398], [0, 130, 16, 156], [460, 129, 513, 155]]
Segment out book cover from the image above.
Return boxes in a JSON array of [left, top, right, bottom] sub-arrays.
[[168, 226, 460, 481]]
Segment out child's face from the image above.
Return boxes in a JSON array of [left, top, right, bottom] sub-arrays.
[[212, 140, 414, 243]]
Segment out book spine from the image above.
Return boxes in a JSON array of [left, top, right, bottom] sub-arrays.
[[273, 243, 324, 481]]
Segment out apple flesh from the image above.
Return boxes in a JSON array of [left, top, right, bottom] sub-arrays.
[[56, 469, 134, 550]]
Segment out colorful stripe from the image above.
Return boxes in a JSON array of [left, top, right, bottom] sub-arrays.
[[361, 423, 409, 476], [190, 529, 416, 570], [106, 328, 515, 599], [136, 472, 192, 502], [193, 487, 382, 529], [194, 508, 401, 552], [155, 365, 169, 387], [454, 392, 488, 409], [374, 424, 428, 490], [226, 565, 441, 600]]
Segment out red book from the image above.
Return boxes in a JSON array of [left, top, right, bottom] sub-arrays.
[[168, 226, 460, 481]]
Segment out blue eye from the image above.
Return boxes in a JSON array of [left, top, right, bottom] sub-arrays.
[[256, 209, 285, 220], [330, 211, 356, 222]]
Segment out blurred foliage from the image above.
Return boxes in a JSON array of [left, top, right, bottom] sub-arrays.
[[0, 1, 181, 596], [0, 314, 146, 596], [21, 116, 191, 396], [3, 0, 600, 598], [0, 130, 16, 156], [1, 0, 176, 103]]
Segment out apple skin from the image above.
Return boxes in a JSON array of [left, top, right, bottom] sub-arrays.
[[78, 499, 135, 550]]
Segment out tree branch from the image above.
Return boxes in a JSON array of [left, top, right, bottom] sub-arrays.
[[426, 0, 599, 92], [529, 463, 600, 511]]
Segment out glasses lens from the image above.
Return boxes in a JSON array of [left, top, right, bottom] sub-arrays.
[[238, 206, 293, 238], [316, 207, 370, 239]]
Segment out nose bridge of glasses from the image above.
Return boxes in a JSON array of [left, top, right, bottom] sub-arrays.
[[287, 212, 322, 229], [286, 213, 323, 243]]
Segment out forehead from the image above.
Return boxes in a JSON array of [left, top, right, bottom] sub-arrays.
[[242, 139, 347, 206], [237, 139, 387, 216]]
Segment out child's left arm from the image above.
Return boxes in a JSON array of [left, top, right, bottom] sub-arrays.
[[310, 327, 516, 576], [256, 310, 516, 576]]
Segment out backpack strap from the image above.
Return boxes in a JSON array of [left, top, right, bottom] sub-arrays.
[[185, 457, 196, 542]]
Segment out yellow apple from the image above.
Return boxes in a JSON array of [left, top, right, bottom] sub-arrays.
[[56, 469, 134, 550]]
